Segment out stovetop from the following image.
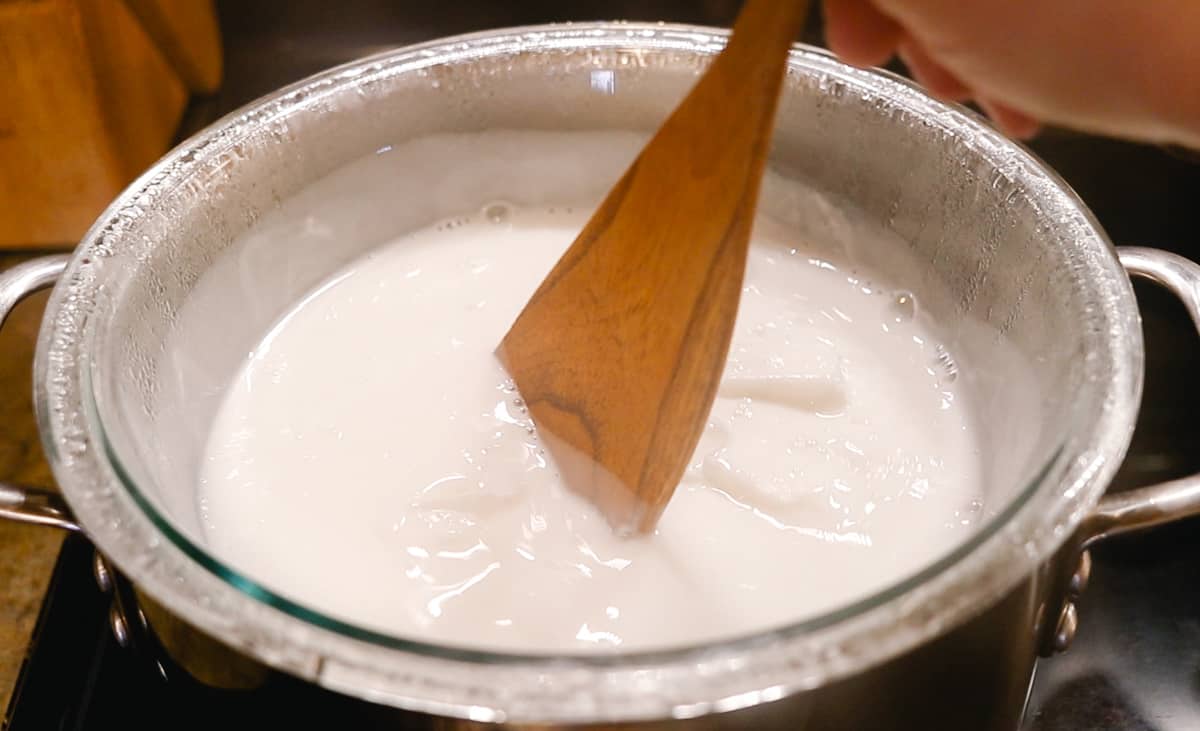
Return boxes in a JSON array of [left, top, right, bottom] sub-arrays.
[[6, 2, 1200, 729]]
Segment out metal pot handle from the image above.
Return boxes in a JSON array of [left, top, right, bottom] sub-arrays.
[[1084, 247, 1200, 545], [0, 255, 79, 533], [1039, 247, 1200, 656]]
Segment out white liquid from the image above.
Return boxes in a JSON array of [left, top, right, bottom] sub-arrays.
[[198, 136, 984, 653]]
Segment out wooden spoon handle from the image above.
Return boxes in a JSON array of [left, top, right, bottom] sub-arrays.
[[499, 0, 809, 534]]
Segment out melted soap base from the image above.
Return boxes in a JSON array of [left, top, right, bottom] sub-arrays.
[[199, 137, 983, 653]]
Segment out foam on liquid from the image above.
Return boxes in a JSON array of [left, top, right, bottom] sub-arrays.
[[198, 132, 983, 652]]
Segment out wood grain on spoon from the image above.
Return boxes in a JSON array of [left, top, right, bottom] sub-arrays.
[[497, 0, 809, 535]]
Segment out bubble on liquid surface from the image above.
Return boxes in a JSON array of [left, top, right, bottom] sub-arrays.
[[889, 291, 917, 323], [483, 201, 513, 224]]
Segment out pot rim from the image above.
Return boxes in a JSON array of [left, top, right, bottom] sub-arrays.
[[34, 22, 1143, 723]]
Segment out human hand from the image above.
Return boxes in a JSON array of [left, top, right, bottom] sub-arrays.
[[823, 0, 1200, 148]]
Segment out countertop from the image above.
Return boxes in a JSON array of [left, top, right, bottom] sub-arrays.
[[3, 0, 1200, 725]]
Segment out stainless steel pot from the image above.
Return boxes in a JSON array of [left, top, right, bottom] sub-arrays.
[[3, 23, 1200, 730]]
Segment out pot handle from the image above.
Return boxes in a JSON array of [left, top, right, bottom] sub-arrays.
[[1082, 247, 1200, 545], [0, 255, 79, 533], [1040, 247, 1200, 656]]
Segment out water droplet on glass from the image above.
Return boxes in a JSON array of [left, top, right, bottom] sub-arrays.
[[890, 291, 917, 323], [934, 344, 959, 383], [483, 202, 512, 224]]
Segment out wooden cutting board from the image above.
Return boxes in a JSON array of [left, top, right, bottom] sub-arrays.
[[0, 0, 222, 248]]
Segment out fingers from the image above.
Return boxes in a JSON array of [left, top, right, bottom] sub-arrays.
[[899, 41, 1040, 139], [823, 1, 1041, 140], [976, 97, 1042, 140], [897, 39, 970, 101], [824, 0, 903, 67], [823, 0, 971, 103]]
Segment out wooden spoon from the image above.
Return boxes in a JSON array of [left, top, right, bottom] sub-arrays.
[[497, 0, 810, 535]]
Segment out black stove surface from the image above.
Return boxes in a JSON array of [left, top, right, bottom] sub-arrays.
[[6, 2, 1200, 729]]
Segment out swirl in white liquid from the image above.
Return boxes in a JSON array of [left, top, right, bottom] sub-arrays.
[[198, 136, 983, 653]]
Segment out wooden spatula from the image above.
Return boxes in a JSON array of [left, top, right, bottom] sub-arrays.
[[497, 0, 809, 535]]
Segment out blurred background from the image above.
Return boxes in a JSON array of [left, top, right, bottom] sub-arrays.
[[1, 2, 1199, 729]]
